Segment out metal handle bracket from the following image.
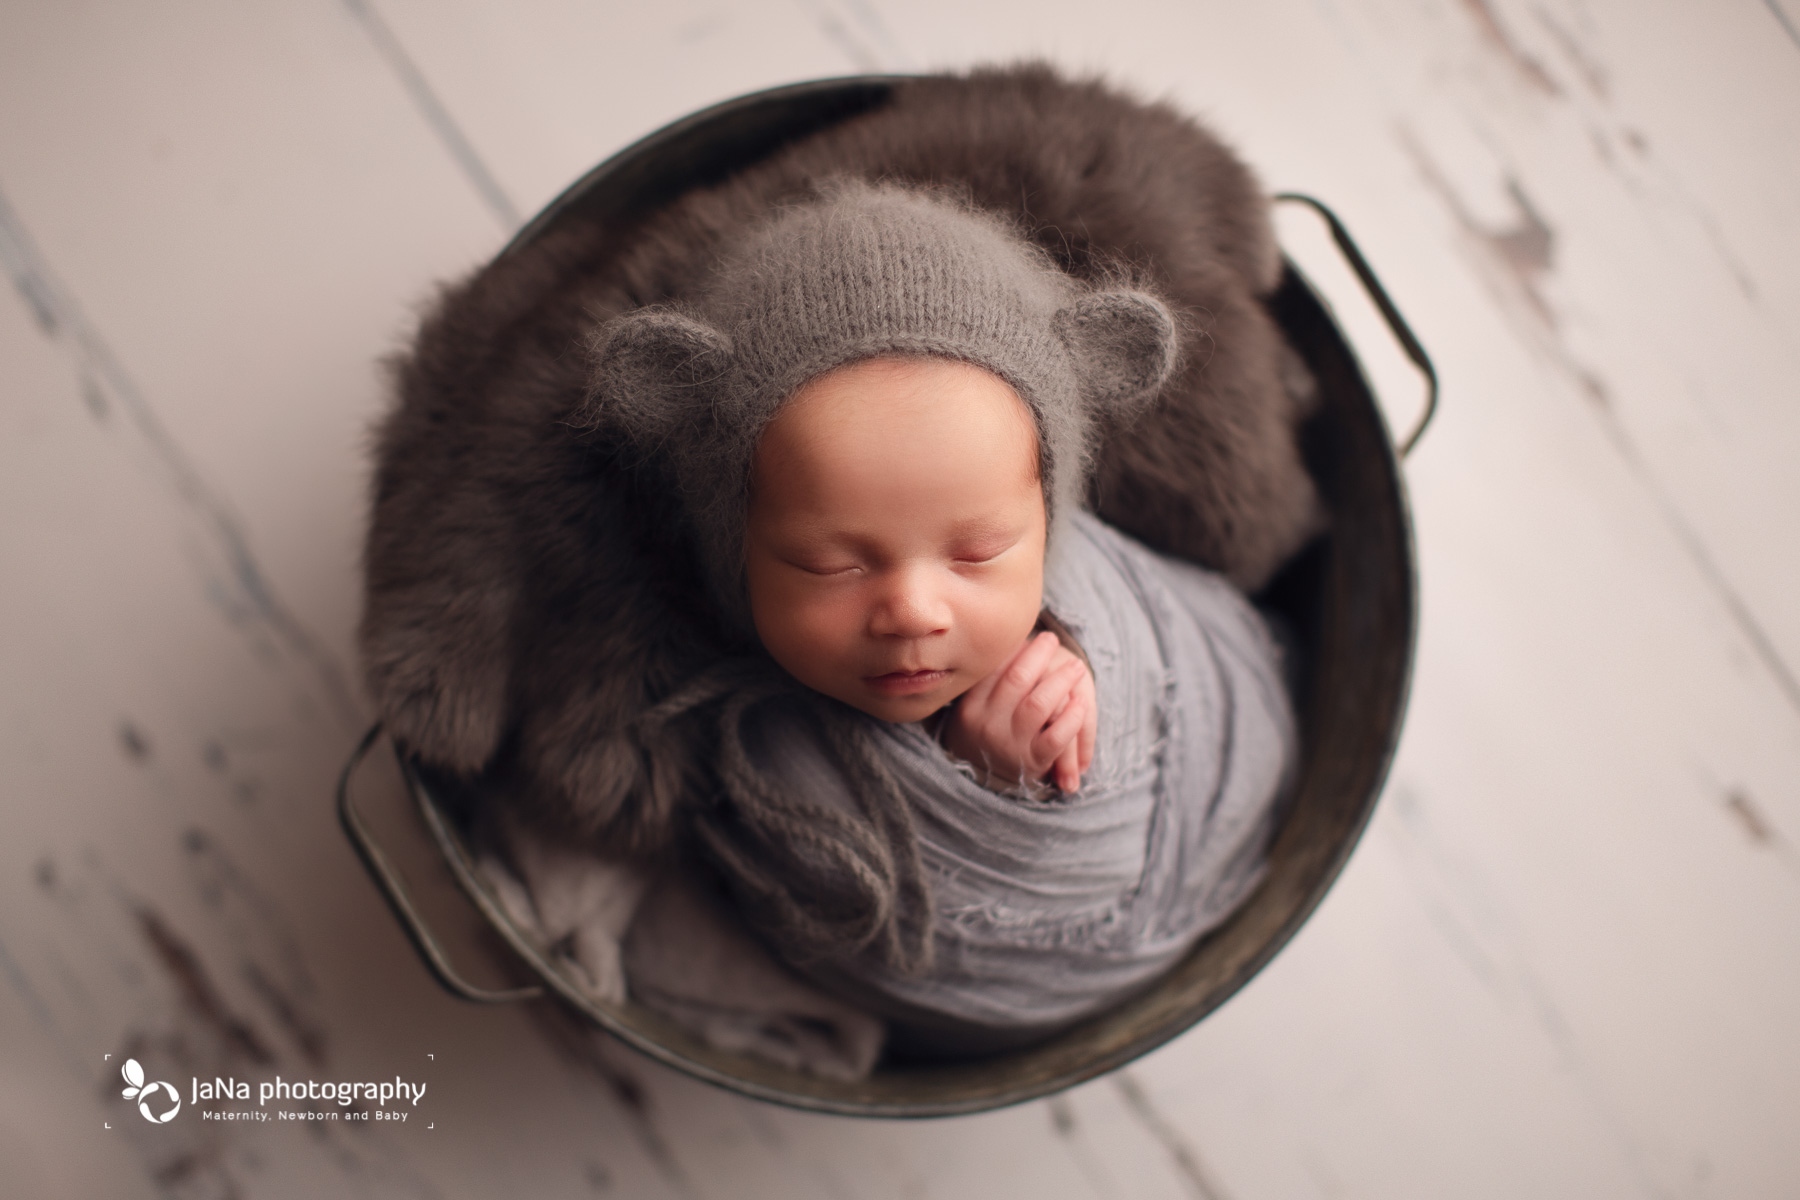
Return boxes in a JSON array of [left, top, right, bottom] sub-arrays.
[[338, 724, 542, 1004], [1275, 192, 1439, 457]]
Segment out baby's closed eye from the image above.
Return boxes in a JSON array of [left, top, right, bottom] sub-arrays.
[[788, 558, 862, 576], [946, 532, 1026, 567]]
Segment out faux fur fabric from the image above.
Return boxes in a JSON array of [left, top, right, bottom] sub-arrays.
[[360, 63, 1322, 855]]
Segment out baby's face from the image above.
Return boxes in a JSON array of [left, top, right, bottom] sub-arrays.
[[745, 356, 1046, 723]]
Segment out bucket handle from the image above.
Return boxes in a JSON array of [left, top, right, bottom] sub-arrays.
[[1274, 193, 1439, 457], [338, 724, 543, 1003]]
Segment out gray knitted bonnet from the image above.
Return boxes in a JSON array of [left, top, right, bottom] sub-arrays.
[[584, 179, 1180, 633]]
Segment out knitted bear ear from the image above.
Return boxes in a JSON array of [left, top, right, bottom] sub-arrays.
[[581, 308, 735, 445], [1052, 290, 1179, 415]]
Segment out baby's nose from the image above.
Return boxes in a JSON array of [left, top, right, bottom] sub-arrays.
[[868, 567, 951, 639]]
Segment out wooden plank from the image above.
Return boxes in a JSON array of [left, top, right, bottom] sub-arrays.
[[2, 0, 1796, 1196]]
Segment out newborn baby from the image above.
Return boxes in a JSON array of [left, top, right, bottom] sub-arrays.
[[361, 66, 1323, 1071], [583, 180, 1297, 1051]]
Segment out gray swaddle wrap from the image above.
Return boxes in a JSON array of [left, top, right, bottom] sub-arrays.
[[720, 509, 1296, 1039], [480, 505, 1296, 1072]]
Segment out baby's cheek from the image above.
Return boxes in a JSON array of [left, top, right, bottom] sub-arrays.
[[974, 589, 1046, 678], [753, 585, 857, 684]]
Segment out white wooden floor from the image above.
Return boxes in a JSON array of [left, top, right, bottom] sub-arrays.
[[3, 1, 1797, 1196]]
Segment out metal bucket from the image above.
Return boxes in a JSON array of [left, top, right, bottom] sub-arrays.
[[341, 75, 1435, 1118]]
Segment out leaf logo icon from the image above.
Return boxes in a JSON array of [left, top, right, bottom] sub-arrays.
[[120, 1059, 180, 1123]]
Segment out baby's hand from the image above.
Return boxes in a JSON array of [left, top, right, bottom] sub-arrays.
[[944, 630, 1097, 794]]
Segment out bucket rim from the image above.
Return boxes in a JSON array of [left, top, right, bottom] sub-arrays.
[[353, 70, 1422, 1118]]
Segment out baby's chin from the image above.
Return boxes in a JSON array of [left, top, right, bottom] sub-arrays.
[[829, 673, 966, 724]]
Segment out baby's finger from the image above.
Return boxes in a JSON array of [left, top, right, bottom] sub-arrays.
[[959, 630, 1047, 720], [1054, 740, 1082, 793], [1012, 654, 1086, 742], [1031, 682, 1088, 770], [982, 631, 1061, 718], [1076, 672, 1097, 773], [992, 634, 1067, 722]]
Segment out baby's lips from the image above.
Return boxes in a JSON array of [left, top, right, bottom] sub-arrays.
[[862, 661, 952, 681], [863, 667, 952, 696]]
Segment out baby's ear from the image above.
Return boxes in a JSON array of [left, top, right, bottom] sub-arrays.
[[581, 308, 735, 446], [1053, 290, 1179, 416]]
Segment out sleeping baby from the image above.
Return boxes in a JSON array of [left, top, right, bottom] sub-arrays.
[[359, 65, 1319, 1070], [577, 182, 1296, 1054]]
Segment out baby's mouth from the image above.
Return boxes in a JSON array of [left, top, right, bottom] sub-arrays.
[[863, 668, 950, 696]]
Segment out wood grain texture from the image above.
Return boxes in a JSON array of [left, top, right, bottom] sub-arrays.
[[2, 0, 1795, 1196]]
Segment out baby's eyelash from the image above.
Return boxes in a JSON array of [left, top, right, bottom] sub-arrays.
[[953, 543, 1017, 566]]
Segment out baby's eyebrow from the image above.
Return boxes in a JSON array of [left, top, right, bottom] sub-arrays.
[[947, 512, 1024, 534], [767, 521, 855, 548]]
